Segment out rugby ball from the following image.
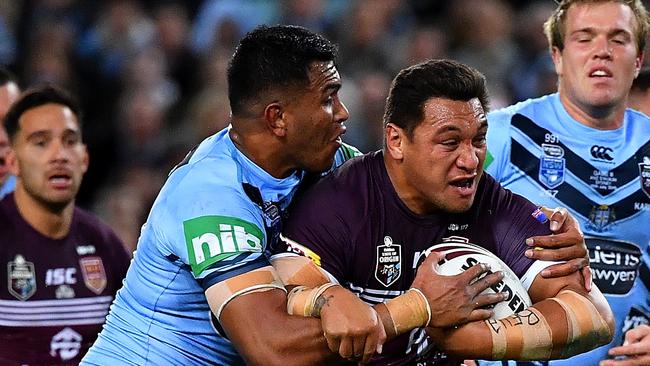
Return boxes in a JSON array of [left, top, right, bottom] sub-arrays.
[[422, 241, 531, 320]]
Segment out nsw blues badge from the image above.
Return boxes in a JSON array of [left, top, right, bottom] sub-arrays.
[[375, 236, 402, 287], [8, 254, 36, 300], [539, 156, 565, 189]]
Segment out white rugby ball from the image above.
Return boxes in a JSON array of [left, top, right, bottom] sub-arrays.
[[423, 241, 531, 320]]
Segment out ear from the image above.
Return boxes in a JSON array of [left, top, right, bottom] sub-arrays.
[[385, 123, 405, 161], [264, 102, 287, 137], [634, 51, 644, 78], [81, 144, 89, 174], [7, 149, 18, 175], [551, 46, 563, 76]]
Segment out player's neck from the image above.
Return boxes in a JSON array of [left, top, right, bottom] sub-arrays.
[[559, 92, 625, 130], [13, 184, 74, 239], [229, 127, 296, 179], [383, 153, 429, 216]]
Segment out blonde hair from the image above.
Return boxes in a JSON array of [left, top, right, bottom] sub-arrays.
[[544, 0, 649, 52]]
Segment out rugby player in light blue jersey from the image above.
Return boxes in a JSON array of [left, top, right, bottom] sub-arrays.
[[80, 24, 392, 366], [481, 1, 650, 365]]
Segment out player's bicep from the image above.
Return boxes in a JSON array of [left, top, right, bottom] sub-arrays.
[[204, 261, 285, 322]]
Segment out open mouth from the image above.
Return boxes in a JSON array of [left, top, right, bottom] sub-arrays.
[[589, 68, 612, 78], [450, 177, 474, 189], [49, 174, 72, 188]]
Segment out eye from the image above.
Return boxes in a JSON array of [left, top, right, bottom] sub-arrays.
[[64, 135, 80, 146], [473, 134, 487, 147], [442, 139, 459, 147]]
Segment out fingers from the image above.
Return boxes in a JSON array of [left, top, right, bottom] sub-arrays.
[[537, 258, 588, 278], [526, 244, 587, 262], [460, 263, 492, 283], [466, 308, 495, 323], [473, 291, 507, 308], [581, 266, 593, 292], [467, 270, 504, 295], [337, 337, 354, 360], [600, 357, 650, 366], [526, 232, 580, 249], [360, 324, 381, 364], [325, 332, 341, 355], [540, 206, 568, 232]]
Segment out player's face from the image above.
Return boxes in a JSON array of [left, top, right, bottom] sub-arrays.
[[400, 98, 487, 214], [11, 103, 88, 209], [284, 61, 349, 173], [553, 2, 643, 112]]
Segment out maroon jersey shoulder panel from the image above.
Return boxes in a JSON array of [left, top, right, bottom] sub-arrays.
[[0, 194, 130, 365]]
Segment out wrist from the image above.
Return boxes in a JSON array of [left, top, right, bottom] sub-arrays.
[[287, 283, 340, 317]]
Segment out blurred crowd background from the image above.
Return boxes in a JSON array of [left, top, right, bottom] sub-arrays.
[[2, 0, 648, 252]]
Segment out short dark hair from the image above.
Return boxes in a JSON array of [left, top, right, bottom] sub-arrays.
[[227, 25, 338, 116], [0, 66, 17, 87], [632, 67, 650, 91], [4, 85, 82, 141], [383, 59, 490, 138]]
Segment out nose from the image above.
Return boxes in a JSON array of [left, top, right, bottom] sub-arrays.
[[456, 141, 480, 172], [50, 140, 71, 163], [593, 37, 612, 59], [334, 98, 350, 123]]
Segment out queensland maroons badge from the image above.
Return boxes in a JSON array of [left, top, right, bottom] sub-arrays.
[[8, 254, 36, 300], [79, 257, 107, 294], [375, 236, 401, 287]]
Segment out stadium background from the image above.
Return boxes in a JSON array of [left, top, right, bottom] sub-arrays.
[[2, 0, 648, 252]]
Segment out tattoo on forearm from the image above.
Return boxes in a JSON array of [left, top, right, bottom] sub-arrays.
[[312, 294, 334, 317]]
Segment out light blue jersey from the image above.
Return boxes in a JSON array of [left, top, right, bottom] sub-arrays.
[[0, 174, 15, 199], [82, 127, 360, 365], [481, 93, 650, 365]]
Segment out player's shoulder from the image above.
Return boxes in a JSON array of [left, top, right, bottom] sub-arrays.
[[72, 206, 124, 245], [319, 151, 377, 196], [488, 94, 556, 125], [158, 133, 250, 219], [293, 151, 376, 214], [626, 108, 650, 134]]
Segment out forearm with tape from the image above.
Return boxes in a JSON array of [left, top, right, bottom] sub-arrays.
[[487, 289, 612, 360], [270, 255, 331, 287], [374, 288, 431, 339], [287, 283, 340, 317], [206, 265, 286, 321]]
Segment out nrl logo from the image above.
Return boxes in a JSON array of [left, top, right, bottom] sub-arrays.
[[8, 254, 36, 301], [375, 236, 402, 288]]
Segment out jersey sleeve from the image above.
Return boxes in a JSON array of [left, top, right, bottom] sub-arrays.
[[150, 170, 270, 290], [486, 109, 514, 181], [274, 177, 358, 282]]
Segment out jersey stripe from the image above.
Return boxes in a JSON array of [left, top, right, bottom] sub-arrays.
[[511, 113, 643, 194], [510, 139, 647, 222]]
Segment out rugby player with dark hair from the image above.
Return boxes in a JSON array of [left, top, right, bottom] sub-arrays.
[[0, 85, 130, 364]]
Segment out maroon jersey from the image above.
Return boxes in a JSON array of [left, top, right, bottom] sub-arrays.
[[275, 151, 552, 366], [0, 193, 130, 365]]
